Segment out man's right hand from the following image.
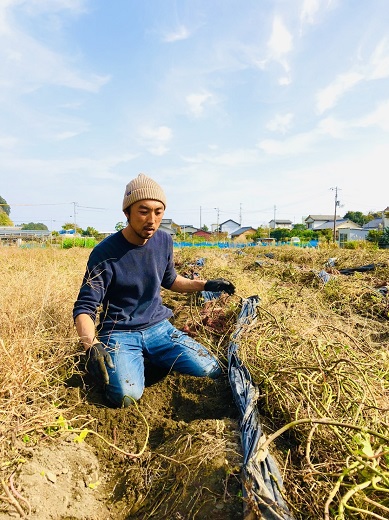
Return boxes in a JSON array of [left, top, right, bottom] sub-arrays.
[[86, 342, 114, 385]]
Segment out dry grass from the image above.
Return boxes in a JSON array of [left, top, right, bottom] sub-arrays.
[[0, 247, 87, 466], [0, 244, 389, 519], [173, 245, 389, 518]]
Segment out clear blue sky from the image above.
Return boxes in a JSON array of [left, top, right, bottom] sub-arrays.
[[1, 0, 388, 232]]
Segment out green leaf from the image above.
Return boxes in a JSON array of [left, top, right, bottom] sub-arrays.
[[73, 429, 89, 443], [353, 432, 374, 458]]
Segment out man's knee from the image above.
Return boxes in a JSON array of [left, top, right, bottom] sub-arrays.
[[207, 362, 222, 379]]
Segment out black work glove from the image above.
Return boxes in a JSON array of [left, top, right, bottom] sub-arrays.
[[86, 342, 114, 385], [204, 278, 235, 295]]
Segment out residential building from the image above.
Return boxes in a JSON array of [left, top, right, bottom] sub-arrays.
[[219, 219, 241, 237], [230, 227, 256, 242], [362, 207, 389, 231], [160, 218, 180, 237], [192, 229, 212, 239], [269, 219, 293, 230], [304, 215, 340, 229], [180, 225, 198, 236]]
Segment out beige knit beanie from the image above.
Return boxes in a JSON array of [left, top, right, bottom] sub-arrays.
[[122, 173, 167, 211]]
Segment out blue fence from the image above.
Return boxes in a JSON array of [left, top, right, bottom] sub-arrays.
[[173, 240, 319, 249]]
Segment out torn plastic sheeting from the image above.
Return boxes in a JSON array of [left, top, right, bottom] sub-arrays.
[[338, 263, 379, 275], [228, 296, 294, 520], [201, 291, 294, 519], [317, 269, 332, 284], [201, 290, 222, 300]]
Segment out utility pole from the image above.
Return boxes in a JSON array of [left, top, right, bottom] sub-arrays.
[[199, 206, 202, 229], [273, 205, 276, 228], [73, 202, 77, 236], [239, 203, 242, 226], [214, 208, 220, 234], [330, 187, 341, 243]]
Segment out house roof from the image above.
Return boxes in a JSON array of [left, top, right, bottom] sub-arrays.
[[193, 229, 212, 236], [231, 226, 256, 236], [269, 219, 293, 224], [305, 215, 337, 221], [159, 224, 175, 235], [363, 218, 384, 229], [220, 219, 240, 226], [315, 219, 361, 230]]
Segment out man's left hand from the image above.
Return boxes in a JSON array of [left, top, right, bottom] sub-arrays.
[[204, 278, 235, 295]]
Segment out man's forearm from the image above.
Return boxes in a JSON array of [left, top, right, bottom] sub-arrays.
[[169, 274, 206, 293], [75, 314, 98, 350]]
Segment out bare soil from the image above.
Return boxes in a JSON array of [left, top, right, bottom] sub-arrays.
[[4, 363, 244, 520]]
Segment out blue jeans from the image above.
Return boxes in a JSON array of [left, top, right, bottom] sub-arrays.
[[99, 320, 221, 407]]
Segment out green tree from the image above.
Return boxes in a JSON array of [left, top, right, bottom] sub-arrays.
[[115, 221, 125, 231], [83, 226, 99, 238], [270, 228, 291, 241], [62, 222, 83, 234], [343, 211, 372, 226], [0, 196, 10, 216], [0, 212, 13, 226], [201, 224, 209, 231], [292, 223, 306, 232], [21, 222, 48, 230], [366, 229, 382, 244], [249, 227, 270, 241], [317, 228, 333, 243], [378, 227, 389, 248]]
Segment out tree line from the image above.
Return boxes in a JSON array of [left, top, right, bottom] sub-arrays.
[[1, 195, 388, 246]]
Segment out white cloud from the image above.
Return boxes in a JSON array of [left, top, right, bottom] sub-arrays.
[[254, 16, 293, 86], [181, 149, 260, 167], [163, 24, 190, 43], [186, 91, 214, 117], [1, 153, 137, 181], [0, 134, 18, 148], [138, 125, 172, 156], [279, 76, 291, 86], [53, 129, 87, 141], [316, 72, 363, 114], [266, 113, 294, 134], [259, 98, 389, 157], [316, 39, 389, 114], [317, 116, 346, 138], [149, 145, 169, 156], [300, 0, 321, 25], [355, 99, 389, 131], [258, 132, 316, 155], [368, 38, 389, 80], [268, 16, 292, 59], [0, 1, 109, 94]]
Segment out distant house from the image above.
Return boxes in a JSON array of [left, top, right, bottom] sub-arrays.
[[311, 219, 367, 246], [338, 228, 369, 246], [192, 229, 212, 239], [230, 227, 256, 243], [363, 218, 384, 231], [180, 225, 198, 236], [362, 207, 389, 231], [269, 219, 293, 230], [0, 227, 51, 244], [219, 219, 241, 237], [313, 219, 361, 232], [160, 218, 180, 237], [304, 215, 341, 229]]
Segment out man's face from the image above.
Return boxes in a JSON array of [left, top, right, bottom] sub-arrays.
[[126, 200, 165, 241]]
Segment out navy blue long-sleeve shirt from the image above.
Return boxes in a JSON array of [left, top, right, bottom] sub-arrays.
[[73, 229, 177, 334]]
